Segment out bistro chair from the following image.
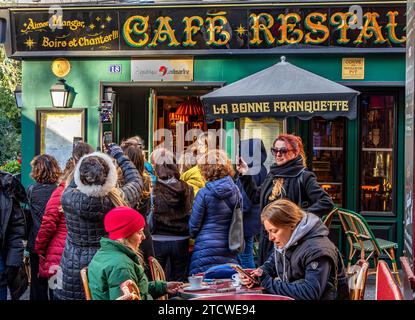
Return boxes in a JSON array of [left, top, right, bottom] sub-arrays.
[[322, 207, 339, 228], [148, 256, 168, 300], [347, 259, 369, 300], [336, 208, 401, 285], [80, 267, 93, 300], [399, 256, 415, 298], [375, 260, 403, 300], [116, 280, 141, 300]]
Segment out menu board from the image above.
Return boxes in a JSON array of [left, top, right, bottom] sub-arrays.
[[240, 117, 285, 171], [38, 109, 85, 169]]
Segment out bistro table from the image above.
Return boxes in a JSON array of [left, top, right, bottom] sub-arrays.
[[178, 279, 266, 300], [191, 293, 294, 300]]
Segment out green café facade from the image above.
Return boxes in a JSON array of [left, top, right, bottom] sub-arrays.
[[0, 1, 410, 259]]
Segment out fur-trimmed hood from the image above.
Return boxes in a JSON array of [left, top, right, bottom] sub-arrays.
[[74, 152, 118, 197]]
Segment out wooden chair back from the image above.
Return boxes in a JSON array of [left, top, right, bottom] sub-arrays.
[[348, 259, 369, 300], [337, 208, 381, 256], [148, 256, 168, 300], [80, 267, 93, 300], [116, 280, 141, 300], [375, 260, 403, 300], [322, 207, 339, 228]]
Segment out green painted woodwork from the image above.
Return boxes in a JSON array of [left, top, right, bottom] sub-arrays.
[[21, 58, 130, 186], [21, 53, 405, 254], [193, 54, 405, 83]]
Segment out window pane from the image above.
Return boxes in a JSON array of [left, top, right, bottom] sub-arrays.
[[310, 118, 345, 207], [240, 117, 285, 171], [360, 95, 395, 212]]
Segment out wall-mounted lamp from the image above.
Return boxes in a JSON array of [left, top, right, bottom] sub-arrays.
[[14, 85, 23, 108], [104, 87, 116, 105], [50, 79, 76, 108]]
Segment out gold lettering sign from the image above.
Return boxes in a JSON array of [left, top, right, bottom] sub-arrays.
[[212, 101, 349, 115], [342, 58, 365, 80]]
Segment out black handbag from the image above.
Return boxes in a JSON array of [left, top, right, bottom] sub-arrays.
[[225, 196, 245, 255]]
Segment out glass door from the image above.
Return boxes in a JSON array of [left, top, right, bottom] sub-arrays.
[[310, 118, 346, 207], [359, 94, 396, 214]]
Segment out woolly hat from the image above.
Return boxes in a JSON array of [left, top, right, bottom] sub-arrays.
[[74, 152, 118, 197], [104, 206, 145, 240]]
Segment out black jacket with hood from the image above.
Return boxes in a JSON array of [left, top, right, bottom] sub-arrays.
[[240, 156, 334, 264], [153, 177, 194, 237], [0, 171, 27, 299], [259, 213, 349, 300]]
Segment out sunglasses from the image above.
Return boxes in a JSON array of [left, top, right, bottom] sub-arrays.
[[271, 147, 290, 156]]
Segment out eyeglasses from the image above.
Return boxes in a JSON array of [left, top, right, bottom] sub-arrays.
[[271, 147, 290, 156]]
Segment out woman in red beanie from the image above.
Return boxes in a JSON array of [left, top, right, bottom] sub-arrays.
[[87, 206, 183, 300]]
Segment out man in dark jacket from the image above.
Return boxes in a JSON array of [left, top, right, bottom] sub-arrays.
[[236, 138, 268, 268], [0, 171, 27, 300]]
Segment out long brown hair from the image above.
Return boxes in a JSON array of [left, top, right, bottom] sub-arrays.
[[261, 199, 303, 229], [124, 144, 150, 199], [269, 134, 307, 201]]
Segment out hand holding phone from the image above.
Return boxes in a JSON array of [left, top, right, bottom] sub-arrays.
[[236, 157, 249, 175], [229, 264, 260, 286]]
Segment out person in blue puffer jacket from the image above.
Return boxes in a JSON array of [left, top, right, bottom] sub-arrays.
[[236, 138, 268, 268], [189, 149, 242, 275]]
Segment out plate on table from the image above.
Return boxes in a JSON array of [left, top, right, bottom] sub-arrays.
[[183, 285, 210, 292]]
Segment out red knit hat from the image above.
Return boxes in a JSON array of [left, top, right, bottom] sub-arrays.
[[104, 206, 145, 240]]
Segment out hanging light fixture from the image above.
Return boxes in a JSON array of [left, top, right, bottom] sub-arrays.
[[175, 97, 204, 122]]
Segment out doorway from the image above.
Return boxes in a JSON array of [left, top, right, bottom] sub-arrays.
[[104, 83, 224, 157]]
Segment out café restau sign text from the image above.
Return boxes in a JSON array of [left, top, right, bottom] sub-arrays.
[[10, 4, 406, 56]]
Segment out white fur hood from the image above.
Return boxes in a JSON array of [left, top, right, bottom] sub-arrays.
[[74, 152, 118, 197]]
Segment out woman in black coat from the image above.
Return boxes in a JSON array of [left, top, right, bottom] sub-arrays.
[[27, 154, 61, 300], [237, 134, 334, 265], [0, 171, 26, 300], [55, 144, 143, 300]]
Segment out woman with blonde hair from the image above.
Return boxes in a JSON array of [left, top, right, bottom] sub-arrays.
[[237, 133, 334, 265], [239, 199, 348, 300], [189, 149, 242, 274], [55, 144, 143, 300]]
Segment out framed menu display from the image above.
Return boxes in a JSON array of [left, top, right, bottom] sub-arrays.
[[239, 117, 285, 171], [36, 108, 86, 169]]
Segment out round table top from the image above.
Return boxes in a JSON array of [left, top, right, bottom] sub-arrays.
[[190, 293, 294, 300]]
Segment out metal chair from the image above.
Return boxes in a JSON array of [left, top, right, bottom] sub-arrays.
[[336, 208, 400, 285], [347, 259, 369, 300], [116, 280, 141, 300], [148, 256, 168, 300], [375, 260, 403, 300], [80, 267, 92, 300]]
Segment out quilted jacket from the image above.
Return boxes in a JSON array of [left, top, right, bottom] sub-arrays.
[[189, 175, 242, 275], [55, 151, 143, 300], [35, 182, 67, 278]]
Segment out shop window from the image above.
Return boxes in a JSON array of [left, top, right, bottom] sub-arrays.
[[239, 117, 285, 171], [359, 94, 395, 213], [310, 118, 345, 207]]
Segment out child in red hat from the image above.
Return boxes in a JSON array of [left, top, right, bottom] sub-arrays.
[[87, 206, 183, 300]]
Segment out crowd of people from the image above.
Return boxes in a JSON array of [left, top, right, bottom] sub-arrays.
[[0, 133, 350, 301]]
